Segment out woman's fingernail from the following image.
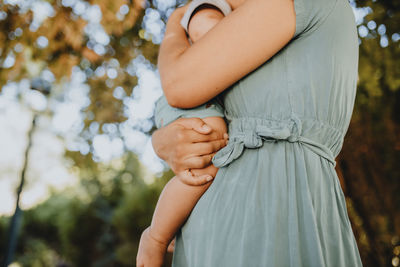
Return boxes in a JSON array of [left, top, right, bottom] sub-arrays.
[[223, 133, 229, 139], [205, 175, 213, 181], [202, 125, 211, 132]]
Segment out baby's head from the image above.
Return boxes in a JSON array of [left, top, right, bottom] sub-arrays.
[[187, 4, 225, 42], [180, 0, 232, 43]]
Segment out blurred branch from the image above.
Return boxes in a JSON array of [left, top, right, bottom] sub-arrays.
[[3, 114, 37, 267]]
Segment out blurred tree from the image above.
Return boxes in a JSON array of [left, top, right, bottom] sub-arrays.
[[336, 0, 400, 266], [0, 0, 169, 265], [0, 0, 161, 132], [0, 153, 173, 266]]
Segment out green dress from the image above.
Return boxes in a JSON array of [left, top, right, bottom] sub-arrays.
[[155, 0, 363, 265]]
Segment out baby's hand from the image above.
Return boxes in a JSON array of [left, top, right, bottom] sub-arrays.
[[136, 227, 168, 267], [176, 164, 219, 186]]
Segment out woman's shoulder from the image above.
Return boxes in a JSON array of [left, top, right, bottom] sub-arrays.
[[293, 0, 355, 39]]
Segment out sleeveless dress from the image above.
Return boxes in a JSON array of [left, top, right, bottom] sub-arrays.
[[155, 0, 363, 265]]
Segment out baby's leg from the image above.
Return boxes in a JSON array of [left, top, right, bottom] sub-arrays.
[[137, 117, 227, 266], [148, 117, 226, 244], [137, 176, 211, 267], [150, 175, 212, 244]]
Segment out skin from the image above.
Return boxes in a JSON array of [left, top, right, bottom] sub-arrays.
[[138, 0, 297, 265], [187, 4, 225, 42], [151, 117, 227, 181], [137, 8, 228, 267], [159, 0, 296, 108]]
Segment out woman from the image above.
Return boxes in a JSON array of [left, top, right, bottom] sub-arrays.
[[152, 0, 363, 265]]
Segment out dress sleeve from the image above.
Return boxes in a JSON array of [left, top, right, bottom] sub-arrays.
[[154, 95, 225, 128], [292, 0, 338, 39]]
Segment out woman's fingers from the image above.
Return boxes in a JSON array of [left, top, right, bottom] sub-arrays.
[[180, 153, 216, 169], [188, 138, 227, 155], [173, 146, 220, 172], [177, 170, 214, 186], [175, 117, 213, 134], [190, 164, 219, 178], [177, 156, 219, 185], [171, 148, 219, 173], [184, 128, 225, 142], [151, 117, 229, 175]]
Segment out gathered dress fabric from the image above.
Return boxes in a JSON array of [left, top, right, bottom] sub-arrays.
[[156, 0, 364, 265]]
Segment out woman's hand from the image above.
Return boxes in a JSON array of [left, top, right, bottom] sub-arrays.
[[170, 3, 190, 20], [178, 164, 220, 185], [152, 117, 228, 176]]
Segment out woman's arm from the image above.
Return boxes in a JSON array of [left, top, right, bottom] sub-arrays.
[[226, 0, 247, 10], [159, 0, 296, 108]]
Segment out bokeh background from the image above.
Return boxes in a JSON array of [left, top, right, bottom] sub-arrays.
[[0, 0, 398, 266]]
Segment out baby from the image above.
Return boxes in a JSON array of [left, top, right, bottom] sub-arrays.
[[137, 1, 234, 266]]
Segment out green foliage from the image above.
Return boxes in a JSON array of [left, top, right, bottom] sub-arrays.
[[335, 1, 400, 266], [0, 0, 159, 134], [0, 153, 173, 266], [0, 217, 10, 256]]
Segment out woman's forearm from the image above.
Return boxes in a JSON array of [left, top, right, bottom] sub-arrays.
[[158, 9, 229, 109], [158, 12, 191, 107], [158, 0, 296, 109]]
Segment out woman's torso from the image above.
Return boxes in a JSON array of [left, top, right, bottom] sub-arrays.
[[217, 0, 359, 165], [173, 0, 362, 266]]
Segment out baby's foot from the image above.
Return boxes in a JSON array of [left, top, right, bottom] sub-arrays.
[[136, 227, 168, 267]]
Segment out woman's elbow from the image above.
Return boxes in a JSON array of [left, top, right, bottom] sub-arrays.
[[164, 88, 183, 108], [164, 84, 196, 108], [162, 77, 203, 108], [166, 93, 201, 109], [160, 75, 182, 107], [166, 97, 181, 108]]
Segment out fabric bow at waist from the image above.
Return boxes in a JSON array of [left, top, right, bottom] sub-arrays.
[[212, 115, 337, 168]]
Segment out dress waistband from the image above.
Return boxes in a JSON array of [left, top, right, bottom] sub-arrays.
[[212, 115, 338, 168]]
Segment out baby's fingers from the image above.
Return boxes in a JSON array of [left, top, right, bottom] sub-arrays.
[[177, 170, 214, 186]]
